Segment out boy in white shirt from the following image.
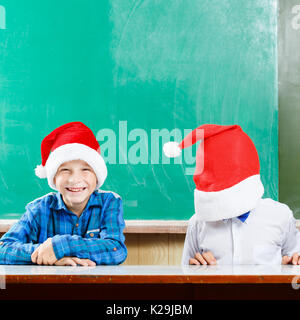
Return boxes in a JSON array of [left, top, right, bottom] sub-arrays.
[[163, 124, 300, 265]]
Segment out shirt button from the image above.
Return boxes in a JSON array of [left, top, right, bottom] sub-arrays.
[[90, 233, 94, 237], [113, 247, 117, 251], [0, 242, 3, 245], [75, 223, 79, 227]]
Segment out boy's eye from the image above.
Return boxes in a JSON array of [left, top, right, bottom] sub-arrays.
[[60, 168, 70, 172], [82, 168, 91, 171]]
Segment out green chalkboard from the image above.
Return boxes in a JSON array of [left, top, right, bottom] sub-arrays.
[[278, 0, 300, 218], [0, 0, 278, 220]]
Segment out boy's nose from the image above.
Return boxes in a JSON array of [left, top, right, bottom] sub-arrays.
[[68, 172, 82, 183]]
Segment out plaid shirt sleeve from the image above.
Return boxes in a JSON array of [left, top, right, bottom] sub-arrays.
[[51, 194, 127, 265], [0, 206, 40, 265]]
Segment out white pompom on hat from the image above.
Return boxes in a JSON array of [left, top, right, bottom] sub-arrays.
[[35, 122, 107, 190], [163, 141, 182, 158]]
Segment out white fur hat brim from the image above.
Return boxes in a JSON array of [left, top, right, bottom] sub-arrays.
[[194, 174, 264, 221], [35, 143, 107, 190]]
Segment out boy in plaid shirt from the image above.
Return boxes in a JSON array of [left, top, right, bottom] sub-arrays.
[[0, 122, 127, 266]]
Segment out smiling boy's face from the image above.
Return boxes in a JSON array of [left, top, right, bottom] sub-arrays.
[[53, 159, 97, 216]]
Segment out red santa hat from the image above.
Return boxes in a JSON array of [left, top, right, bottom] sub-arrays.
[[35, 122, 107, 190], [163, 124, 264, 221]]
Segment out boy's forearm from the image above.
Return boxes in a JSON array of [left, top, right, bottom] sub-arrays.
[[51, 234, 127, 265], [0, 241, 39, 265], [281, 214, 300, 257]]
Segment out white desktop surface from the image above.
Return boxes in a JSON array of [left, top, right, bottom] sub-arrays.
[[0, 264, 300, 276]]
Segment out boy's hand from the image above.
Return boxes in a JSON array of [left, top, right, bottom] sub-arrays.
[[282, 253, 300, 265], [54, 257, 96, 266], [31, 238, 57, 265], [189, 251, 217, 265]]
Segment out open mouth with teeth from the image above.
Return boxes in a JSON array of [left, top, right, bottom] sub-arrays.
[[66, 187, 87, 193]]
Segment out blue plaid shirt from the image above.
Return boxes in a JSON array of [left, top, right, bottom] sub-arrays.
[[0, 190, 127, 265]]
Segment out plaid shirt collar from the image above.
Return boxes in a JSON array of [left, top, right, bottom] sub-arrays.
[[50, 190, 102, 211]]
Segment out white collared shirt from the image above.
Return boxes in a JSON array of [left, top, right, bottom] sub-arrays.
[[181, 198, 300, 265]]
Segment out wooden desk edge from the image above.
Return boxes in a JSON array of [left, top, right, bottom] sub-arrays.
[[3, 274, 298, 284], [1, 219, 300, 234], [0, 219, 188, 234]]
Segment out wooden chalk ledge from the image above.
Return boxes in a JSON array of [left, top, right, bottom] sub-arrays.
[[1, 219, 300, 234], [0, 219, 188, 234]]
